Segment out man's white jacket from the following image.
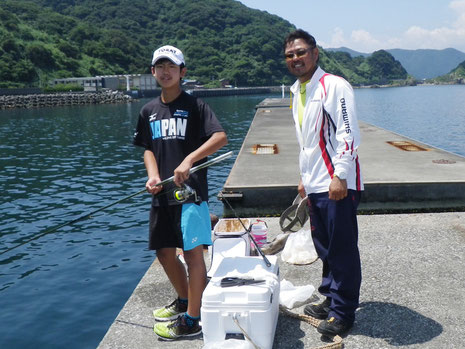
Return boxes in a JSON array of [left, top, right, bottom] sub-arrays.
[[290, 66, 363, 194]]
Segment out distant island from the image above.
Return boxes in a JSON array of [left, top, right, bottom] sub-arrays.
[[327, 47, 465, 84]]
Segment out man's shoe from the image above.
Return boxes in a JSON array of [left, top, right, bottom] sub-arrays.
[[304, 298, 331, 320], [317, 316, 353, 337], [154, 314, 202, 341], [153, 298, 188, 321]]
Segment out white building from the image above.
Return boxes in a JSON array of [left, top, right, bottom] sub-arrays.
[[52, 74, 157, 92]]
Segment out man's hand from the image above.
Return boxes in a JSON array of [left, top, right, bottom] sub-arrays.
[[298, 179, 307, 198], [329, 176, 348, 200]]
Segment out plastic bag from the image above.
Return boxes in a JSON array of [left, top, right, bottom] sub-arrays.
[[279, 279, 315, 309], [281, 228, 318, 265]]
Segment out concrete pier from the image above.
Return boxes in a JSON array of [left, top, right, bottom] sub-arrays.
[[221, 98, 465, 216], [97, 213, 465, 349], [97, 97, 465, 349]]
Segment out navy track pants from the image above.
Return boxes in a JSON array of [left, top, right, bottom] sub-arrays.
[[308, 190, 362, 323]]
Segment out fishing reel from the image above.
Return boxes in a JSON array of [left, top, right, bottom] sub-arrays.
[[173, 184, 198, 203]]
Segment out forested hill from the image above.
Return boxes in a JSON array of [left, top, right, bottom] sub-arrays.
[[0, 0, 407, 89]]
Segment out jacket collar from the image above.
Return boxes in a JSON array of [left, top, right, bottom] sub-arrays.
[[290, 66, 325, 94]]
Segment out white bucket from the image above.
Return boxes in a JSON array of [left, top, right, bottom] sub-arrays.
[[251, 220, 268, 247]]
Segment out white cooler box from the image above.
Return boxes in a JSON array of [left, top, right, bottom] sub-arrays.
[[207, 218, 251, 278], [202, 255, 280, 349]]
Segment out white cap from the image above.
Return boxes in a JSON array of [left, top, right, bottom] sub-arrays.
[[151, 45, 185, 66]]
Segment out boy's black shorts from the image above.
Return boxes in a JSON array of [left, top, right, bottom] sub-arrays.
[[149, 204, 183, 250], [148, 202, 212, 251]]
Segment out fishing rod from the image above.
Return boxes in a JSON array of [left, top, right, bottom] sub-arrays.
[[219, 192, 271, 268], [0, 151, 233, 256]]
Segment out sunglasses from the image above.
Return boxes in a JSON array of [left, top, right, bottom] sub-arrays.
[[284, 48, 314, 60]]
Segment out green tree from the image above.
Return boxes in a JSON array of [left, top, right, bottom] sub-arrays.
[[26, 44, 56, 69], [0, 0, 412, 88], [367, 50, 407, 83]]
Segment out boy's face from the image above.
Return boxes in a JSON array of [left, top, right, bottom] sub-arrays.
[[152, 60, 186, 89]]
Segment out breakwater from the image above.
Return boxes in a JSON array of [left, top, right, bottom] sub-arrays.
[[0, 91, 133, 109], [188, 86, 287, 97]]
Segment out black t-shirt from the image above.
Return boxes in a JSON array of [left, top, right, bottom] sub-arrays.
[[133, 91, 224, 206]]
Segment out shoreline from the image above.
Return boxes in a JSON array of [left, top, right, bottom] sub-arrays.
[[1, 81, 462, 110], [0, 90, 133, 110]]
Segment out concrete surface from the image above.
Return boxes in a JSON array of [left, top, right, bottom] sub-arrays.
[[97, 213, 465, 349], [222, 98, 465, 216], [97, 97, 465, 348]]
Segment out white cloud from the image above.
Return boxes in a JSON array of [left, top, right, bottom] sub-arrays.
[[391, 0, 465, 51], [350, 30, 381, 52], [402, 26, 459, 49], [450, 0, 465, 12], [329, 27, 346, 48], [325, 0, 465, 52], [450, 0, 465, 30]]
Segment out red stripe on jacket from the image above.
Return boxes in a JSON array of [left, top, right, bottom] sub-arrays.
[[318, 115, 334, 177]]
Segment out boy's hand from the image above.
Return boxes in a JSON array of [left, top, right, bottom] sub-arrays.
[[146, 177, 163, 194], [174, 158, 193, 187]]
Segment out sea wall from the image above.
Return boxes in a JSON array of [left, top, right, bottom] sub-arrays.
[[0, 91, 133, 109], [188, 86, 287, 97], [0, 88, 42, 96]]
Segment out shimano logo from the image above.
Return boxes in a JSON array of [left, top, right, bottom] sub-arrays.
[[340, 98, 351, 134]]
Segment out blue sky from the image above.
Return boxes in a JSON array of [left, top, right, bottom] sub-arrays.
[[238, 0, 465, 53]]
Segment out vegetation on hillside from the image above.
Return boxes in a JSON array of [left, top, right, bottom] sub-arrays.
[[1, 0, 410, 89], [322, 50, 408, 85], [433, 60, 465, 84]]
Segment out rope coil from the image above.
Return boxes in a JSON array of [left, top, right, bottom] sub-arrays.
[[280, 306, 344, 349], [228, 307, 344, 349]]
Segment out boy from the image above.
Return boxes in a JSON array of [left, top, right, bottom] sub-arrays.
[[133, 45, 227, 340]]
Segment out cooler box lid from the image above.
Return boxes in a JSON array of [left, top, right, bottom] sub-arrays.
[[203, 256, 279, 309]]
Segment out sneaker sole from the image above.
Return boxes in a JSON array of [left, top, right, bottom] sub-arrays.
[[154, 329, 202, 341], [317, 323, 353, 337], [303, 307, 329, 320], [317, 327, 349, 337]]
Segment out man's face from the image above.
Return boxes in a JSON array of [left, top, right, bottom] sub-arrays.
[[284, 38, 319, 82], [152, 60, 186, 89]]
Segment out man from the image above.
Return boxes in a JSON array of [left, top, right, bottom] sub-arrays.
[[133, 45, 227, 340], [283, 29, 364, 337]]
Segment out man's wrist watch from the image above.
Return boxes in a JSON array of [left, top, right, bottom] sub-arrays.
[[333, 171, 347, 180]]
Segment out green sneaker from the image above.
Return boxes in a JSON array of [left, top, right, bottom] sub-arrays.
[[153, 298, 188, 321], [154, 314, 202, 341]]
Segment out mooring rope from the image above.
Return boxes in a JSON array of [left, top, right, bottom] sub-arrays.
[[231, 313, 261, 349], [279, 306, 344, 349]]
